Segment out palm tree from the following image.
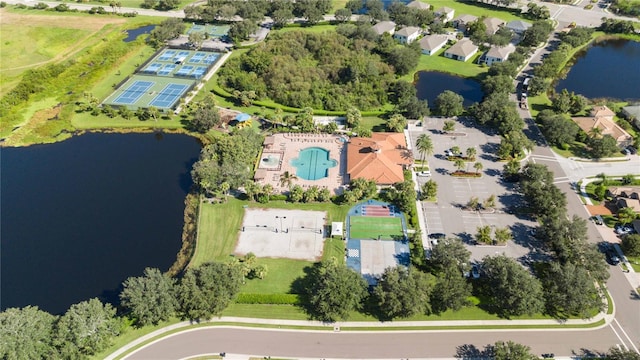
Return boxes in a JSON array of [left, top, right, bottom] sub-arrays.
[[218, 182, 230, 203], [466, 147, 477, 161], [454, 158, 466, 172], [416, 134, 433, 165], [484, 194, 496, 209], [475, 225, 492, 244], [494, 227, 512, 244], [279, 171, 297, 189], [473, 161, 484, 174], [443, 120, 456, 133]]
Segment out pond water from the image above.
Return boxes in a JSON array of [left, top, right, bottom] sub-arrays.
[[124, 25, 156, 42], [0, 133, 201, 314], [415, 71, 484, 108], [555, 39, 640, 101]]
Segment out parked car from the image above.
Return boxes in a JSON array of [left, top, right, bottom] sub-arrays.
[[417, 170, 431, 177], [627, 146, 637, 155], [623, 148, 631, 156], [591, 216, 604, 225], [428, 233, 446, 246], [444, 149, 454, 157], [606, 248, 621, 265], [615, 225, 634, 235], [471, 264, 480, 279]]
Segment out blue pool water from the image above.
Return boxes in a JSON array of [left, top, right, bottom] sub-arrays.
[[290, 147, 337, 181]]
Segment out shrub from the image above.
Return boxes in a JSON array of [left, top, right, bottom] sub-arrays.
[[235, 293, 300, 305]]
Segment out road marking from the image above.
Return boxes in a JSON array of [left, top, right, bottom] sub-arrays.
[[613, 318, 640, 353], [609, 324, 628, 351]]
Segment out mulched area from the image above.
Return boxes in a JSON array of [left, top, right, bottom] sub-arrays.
[[586, 204, 614, 215]]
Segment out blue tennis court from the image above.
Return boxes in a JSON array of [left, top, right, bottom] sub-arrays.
[[188, 52, 206, 64], [157, 64, 176, 76], [175, 65, 194, 77], [158, 50, 176, 62], [202, 54, 220, 65], [149, 83, 189, 108], [190, 66, 207, 79], [113, 80, 154, 105], [143, 62, 163, 74]]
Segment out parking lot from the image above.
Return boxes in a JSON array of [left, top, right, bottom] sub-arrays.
[[408, 117, 540, 263]]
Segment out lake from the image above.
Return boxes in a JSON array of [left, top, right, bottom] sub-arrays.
[[124, 25, 156, 42], [0, 133, 201, 314], [555, 39, 640, 101], [415, 71, 483, 108]]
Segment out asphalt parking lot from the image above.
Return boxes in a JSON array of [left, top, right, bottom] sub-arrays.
[[408, 117, 540, 263]]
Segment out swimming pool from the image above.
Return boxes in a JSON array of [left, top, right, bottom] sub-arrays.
[[290, 147, 337, 181]]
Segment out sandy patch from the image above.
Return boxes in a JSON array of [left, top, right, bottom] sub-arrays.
[[586, 204, 614, 216], [0, 9, 125, 30]]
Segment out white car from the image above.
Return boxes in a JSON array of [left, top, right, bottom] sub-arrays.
[[417, 170, 431, 177]]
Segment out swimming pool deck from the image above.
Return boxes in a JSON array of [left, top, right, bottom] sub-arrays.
[[256, 133, 347, 194]]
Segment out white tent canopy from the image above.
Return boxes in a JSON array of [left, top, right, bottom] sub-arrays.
[[331, 222, 344, 239]]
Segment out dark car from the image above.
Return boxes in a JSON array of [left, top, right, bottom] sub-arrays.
[[627, 146, 637, 155], [606, 247, 621, 265]]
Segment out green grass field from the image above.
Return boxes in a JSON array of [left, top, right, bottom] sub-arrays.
[[241, 258, 311, 294], [402, 47, 487, 82], [349, 216, 404, 240]]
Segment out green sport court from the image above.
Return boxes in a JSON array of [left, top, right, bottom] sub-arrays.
[[103, 75, 195, 110], [349, 216, 404, 240], [188, 24, 230, 38]]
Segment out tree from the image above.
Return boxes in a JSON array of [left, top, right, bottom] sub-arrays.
[[387, 113, 407, 132], [552, 88, 573, 114], [605, 347, 640, 360], [373, 267, 433, 319], [279, 171, 298, 189], [119, 268, 177, 326], [191, 98, 221, 133], [147, 106, 160, 122], [288, 184, 304, 202], [465, 147, 477, 161], [539, 262, 604, 319], [272, 7, 294, 27], [335, 8, 352, 22], [537, 109, 579, 147], [0, 306, 57, 360], [303, 259, 369, 322], [618, 206, 638, 225], [420, 179, 437, 200], [490, 341, 538, 360], [431, 264, 472, 313], [177, 262, 243, 320], [435, 90, 464, 117], [502, 159, 521, 182], [415, 133, 433, 164], [467, 196, 480, 211], [481, 75, 514, 95], [188, 31, 206, 49], [303, 185, 319, 203], [475, 225, 492, 244], [588, 134, 619, 158], [521, 20, 554, 47], [519, 163, 567, 218], [229, 20, 258, 43], [345, 107, 361, 129], [453, 158, 466, 172], [429, 238, 471, 274], [55, 298, 120, 356], [480, 255, 544, 317], [621, 234, 640, 257], [387, 45, 421, 76], [442, 120, 456, 133], [493, 227, 512, 244], [473, 161, 483, 174], [484, 194, 496, 209]]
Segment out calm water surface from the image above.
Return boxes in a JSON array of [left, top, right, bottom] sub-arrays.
[[555, 39, 640, 101], [1, 133, 200, 314], [124, 25, 155, 42], [415, 71, 483, 108]]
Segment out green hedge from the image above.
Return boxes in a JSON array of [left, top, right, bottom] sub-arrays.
[[235, 293, 301, 305]]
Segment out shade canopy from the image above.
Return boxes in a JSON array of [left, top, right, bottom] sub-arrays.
[[235, 113, 251, 122]]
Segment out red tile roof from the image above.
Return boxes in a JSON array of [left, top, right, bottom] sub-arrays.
[[346, 133, 412, 185]]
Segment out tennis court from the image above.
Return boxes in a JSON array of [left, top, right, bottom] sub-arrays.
[[187, 24, 230, 39], [111, 80, 153, 105], [175, 65, 194, 77], [188, 52, 207, 64], [349, 216, 404, 240], [149, 83, 190, 108]]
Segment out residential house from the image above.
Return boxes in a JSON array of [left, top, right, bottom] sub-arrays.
[[372, 21, 396, 36], [506, 20, 532, 36], [483, 44, 516, 66], [622, 104, 640, 129], [346, 133, 413, 186], [434, 7, 455, 22], [444, 39, 478, 62], [571, 105, 633, 148], [394, 26, 422, 44], [483, 17, 505, 35], [452, 14, 478, 31], [607, 187, 640, 200], [407, 0, 430, 10], [616, 198, 640, 212], [632, 219, 640, 234], [419, 34, 448, 55]]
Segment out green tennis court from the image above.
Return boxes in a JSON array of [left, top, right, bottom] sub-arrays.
[[349, 216, 403, 240]]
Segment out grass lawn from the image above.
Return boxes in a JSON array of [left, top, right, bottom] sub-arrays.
[[427, 0, 529, 22], [402, 47, 488, 82], [56, 0, 195, 9], [277, 24, 337, 34], [241, 258, 312, 294], [323, 237, 346, 263], [248, 200, 350, 224], [191, 198, 245, 267], [626, 255, 640, 272], [350, 216, 404, 240]]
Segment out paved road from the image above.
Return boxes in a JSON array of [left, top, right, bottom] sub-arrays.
[[127, 326, 623, 359]]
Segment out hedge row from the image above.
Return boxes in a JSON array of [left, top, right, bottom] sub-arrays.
[[235, 293, 300, 305]]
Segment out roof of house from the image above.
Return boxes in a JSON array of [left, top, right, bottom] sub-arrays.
[[407, 0, 430, 10], [483, 17, 505, 34], [506, 20, 532, 31], [445, 39, 478, 58], [485, 44, 516, 59], [372, 21, 396, 35], [453, 14, 478, 24], [435, 6, 454, 15], [591, 105, 616, 118], [633, 219, 640, 233], [617, 198, 640, 212], [347, 133, 412, 185], [622, 105, 640, 120], [395, 26, 422, 37], [419, 34, 448, 51], [608, 187, 640, 199]]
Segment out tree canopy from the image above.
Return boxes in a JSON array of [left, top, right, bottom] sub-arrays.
[[373, 267, 433, 319], [120, 267, 178, 326]]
